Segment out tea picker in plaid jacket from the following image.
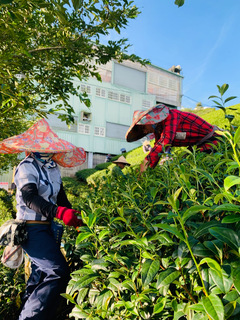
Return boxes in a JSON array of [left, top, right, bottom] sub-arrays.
[[0, 119, 86, 320], [126, 104, 222, 172]]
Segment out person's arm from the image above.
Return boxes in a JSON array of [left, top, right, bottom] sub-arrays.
[[21, 183, 82, 227], [21, 183, 57, 219], [144, 111, 179, 169], [57, 183, 72, 208], [140, 158, 149, 172]]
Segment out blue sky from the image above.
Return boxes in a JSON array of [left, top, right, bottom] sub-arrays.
[[108, 1, 240, 109]]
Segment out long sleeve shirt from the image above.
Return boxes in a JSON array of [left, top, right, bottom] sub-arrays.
[[146, 109, 219, 168], [15, 156, 71, 221]]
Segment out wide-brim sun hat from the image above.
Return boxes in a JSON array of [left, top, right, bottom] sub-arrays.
[[125, 104, 170, 142], [113, 156, 130, 166], [112, 156, 130, 166], [0, 118, 86, 167]]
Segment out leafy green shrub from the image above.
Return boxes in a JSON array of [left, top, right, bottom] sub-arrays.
[[63, 131, 240, 320], [75, 169, 98, 183], [0, 188, 16, 224], [62, 177, 89, 209], [0, 247, 25, 319], [95, 162, 111, 171]]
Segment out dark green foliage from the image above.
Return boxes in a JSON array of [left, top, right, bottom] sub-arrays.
[[62, 130, 240, 319], [109, 155, 120, 162], [0, 248, 25, 319], [75, 168, 98, 183], [95, 162, 111, 171], [0, 188, 16, 224], [0, 0, 147, 173]]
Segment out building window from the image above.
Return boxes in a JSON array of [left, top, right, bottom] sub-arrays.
[[142, 100, 151, 109], [107, 91, 131, 104], [108, 91, 119, 101], [80, 84, 91, 94], [113, 63, 146, 92], [94, 126, 105, 137], [78, 124, 90, 134], [106, 122, 129, 140], [96, 87, 106, 98]]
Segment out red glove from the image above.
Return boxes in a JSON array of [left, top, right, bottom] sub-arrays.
[[56, 206, 82, 228]]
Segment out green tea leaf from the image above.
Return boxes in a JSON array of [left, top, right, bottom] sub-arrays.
[[70, 307, 89, 318], [214, 203, 240, 212], [153, 223, 185, 241], [153, 297, 166, 314], [234, 126, 240, 145], [232, 269, 240, 295], [141, 259, 160, 286], [99, 230, 111, 240], [224, 175, 240, 191], [76, 288, 89, 305], [73, 274, 98, 290], [209, 268, 233, 294], [193, 221, 221, 238], [209, 227, 240, 251], [182, 205, 210, 223], [61, 293, 76, 305], [224, 301, 236, 319], [199, 257, 222, 274], [202, 293, 224, 320], [156, 268, 180, 289], [222, 215, 240, 223], [96, 289, 113, 311], [76, 232, 92, 244]]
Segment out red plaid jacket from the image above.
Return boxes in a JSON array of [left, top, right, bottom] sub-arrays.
[[146, 109, 219, 168]]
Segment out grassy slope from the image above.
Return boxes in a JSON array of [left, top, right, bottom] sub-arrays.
[[188, 103, 240, 128]]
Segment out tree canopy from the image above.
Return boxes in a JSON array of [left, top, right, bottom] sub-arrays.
[[0, 0, 183, 172], [0, 0, 146, 171]]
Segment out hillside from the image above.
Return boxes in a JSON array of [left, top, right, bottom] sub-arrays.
[[183, 103, 240, 128]]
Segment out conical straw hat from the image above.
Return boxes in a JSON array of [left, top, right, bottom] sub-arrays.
[[112, 156, 130, 166], [0, 118, 86, 167]]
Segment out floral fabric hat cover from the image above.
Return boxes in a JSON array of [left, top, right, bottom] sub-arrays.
[[125, 104, 170, 142], [0, 118, 86, 167]]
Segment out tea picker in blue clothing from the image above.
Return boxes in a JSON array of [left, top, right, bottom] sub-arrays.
[[0, 119, 86, 320]]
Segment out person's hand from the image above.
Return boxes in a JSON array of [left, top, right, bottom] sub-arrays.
[[159, 156, 173, 166], [140, 159, 149, 173], [56, 206, 82, 228]]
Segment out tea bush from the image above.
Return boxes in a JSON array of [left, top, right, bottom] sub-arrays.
[[95, 162, 112, 171], [62, 130, 240, 320], [0, 188, 16, 224], [0, 252, 25, 319], [76, 169, 98, 183]]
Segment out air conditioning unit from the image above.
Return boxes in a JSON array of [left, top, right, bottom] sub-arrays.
[[81, 111, 92, 122]]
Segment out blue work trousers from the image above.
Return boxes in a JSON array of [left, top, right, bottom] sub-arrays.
[[18, 224, 70, 320]]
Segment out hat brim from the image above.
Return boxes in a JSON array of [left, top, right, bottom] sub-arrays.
[[126, 104, 169, 142], [52, 147, 86, 167], [112, 156, 130, 166], [126, 125, 149, 142], [113, 161, 130, 166], [0, 118, 86, 167]]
